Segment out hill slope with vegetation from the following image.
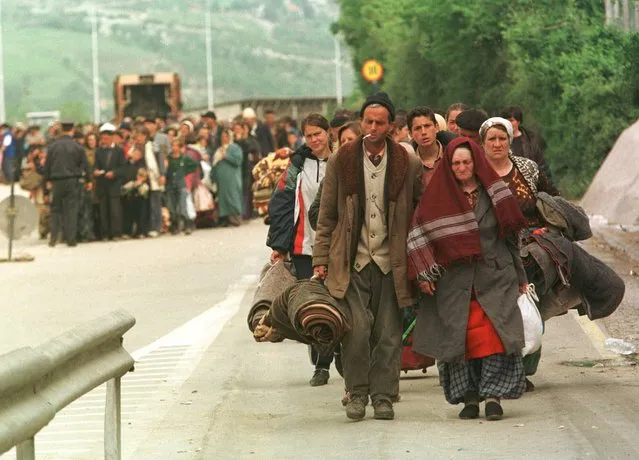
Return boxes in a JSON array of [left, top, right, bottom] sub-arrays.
[[3, 0, 352, 121]]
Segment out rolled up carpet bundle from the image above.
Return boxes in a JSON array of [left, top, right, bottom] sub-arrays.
[[299, 303, 348, 350], [247, 261, 296, 333], [267, 279, 350, 354]]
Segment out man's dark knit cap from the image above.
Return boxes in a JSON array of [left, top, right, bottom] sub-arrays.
[[455, 109, 489, 132], [360, 92, 396, 122]]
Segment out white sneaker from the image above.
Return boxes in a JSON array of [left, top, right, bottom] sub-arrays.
[[148, 231, 159, 238]]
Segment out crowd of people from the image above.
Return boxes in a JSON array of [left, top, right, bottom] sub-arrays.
[[0, 107, 306, 246], [0, 92, 624, 423], [262, 93, 624, 422]]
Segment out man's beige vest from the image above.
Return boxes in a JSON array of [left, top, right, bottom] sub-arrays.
[[354, 149, 391, 274]]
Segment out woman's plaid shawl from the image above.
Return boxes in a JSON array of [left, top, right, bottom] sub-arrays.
[[407, 137, 526, 282]]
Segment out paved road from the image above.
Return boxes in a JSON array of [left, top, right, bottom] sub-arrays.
[[583, 234, 639, 350], [1, 193, 638, 459]]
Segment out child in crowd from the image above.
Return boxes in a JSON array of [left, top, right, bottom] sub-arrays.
[[121, 167, 150, 237], [166, 138, 198, 235]]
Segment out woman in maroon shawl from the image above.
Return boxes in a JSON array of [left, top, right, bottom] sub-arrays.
[[407, 137, 528, 421]]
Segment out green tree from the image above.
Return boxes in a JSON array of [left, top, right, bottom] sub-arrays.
[[505, 1, 638, 195], [333, 0, 639, 197]]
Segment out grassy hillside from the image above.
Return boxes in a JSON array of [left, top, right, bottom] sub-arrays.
[[3, 26, 166, 120], [2, 0, 353, 122]]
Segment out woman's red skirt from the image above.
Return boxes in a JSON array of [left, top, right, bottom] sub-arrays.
[[465, 298, 505, 359]]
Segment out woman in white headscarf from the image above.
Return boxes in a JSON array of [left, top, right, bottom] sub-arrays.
[[480, 117, 624, 392]]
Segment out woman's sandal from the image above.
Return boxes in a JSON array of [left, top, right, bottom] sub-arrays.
[[458, 404, 480, 419], [485, 401, 504, 421]]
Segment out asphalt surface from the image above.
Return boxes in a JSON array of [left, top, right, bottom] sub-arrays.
[[1, 184, 638, 459], [583, 231, 639, 350]]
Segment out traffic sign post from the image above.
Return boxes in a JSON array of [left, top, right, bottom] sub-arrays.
[[361, 59, 384, 93]]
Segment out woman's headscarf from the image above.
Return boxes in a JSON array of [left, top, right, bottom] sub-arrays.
[[181, 120, 194, 133], [407, 137, 526, 282], [213, 129, 233, 165], [479, 117, 513, 143]]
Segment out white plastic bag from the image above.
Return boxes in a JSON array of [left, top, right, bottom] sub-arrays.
[[519, 284, 543, 356], [185, 192, 197, 220], [194, 183, 215, 211]]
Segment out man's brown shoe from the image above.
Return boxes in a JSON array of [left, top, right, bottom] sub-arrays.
[[373, 399, 394, 420], [346, 394, 367, 421]]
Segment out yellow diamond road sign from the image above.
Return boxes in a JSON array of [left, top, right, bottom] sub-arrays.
[[361, 59, 384, 83]]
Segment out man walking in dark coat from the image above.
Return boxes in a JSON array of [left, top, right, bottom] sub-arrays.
[[313, 93, 423, 421], [94, 123, 127, 240], [44, 121, 91, 247]]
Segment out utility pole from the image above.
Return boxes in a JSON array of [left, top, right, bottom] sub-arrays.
[[91, 5, 100, 123], [0, 0, 6, 122], [334, 36, 343, 107], [205, 5, 214, 110]]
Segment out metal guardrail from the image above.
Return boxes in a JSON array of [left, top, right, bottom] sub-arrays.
[[0, 309, 136, 460]]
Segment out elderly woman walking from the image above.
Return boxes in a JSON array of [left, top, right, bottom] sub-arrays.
[[408, 137, 528, 421], [479, 117, 625, 391], [211, 129, 244, 227]]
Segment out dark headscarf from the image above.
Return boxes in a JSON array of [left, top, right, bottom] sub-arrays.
[[407, 137, 526, 282]]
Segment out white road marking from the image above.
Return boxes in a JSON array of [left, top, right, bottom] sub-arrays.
[[131, 274, 257, 362]]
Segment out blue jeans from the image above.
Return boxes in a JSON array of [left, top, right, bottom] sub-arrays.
[[166, 187, 192, 231]]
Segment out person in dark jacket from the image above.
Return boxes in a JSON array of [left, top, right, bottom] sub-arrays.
[[44, 121, 91, 247], [201, 110, 223, 154], [499, 105, 552, 181], [94, 123, 127, 241], [121, 144, 148, 238], [232, 119, 261, 220], [78, 133, 99, 242], [243, 108, 275, 158]]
